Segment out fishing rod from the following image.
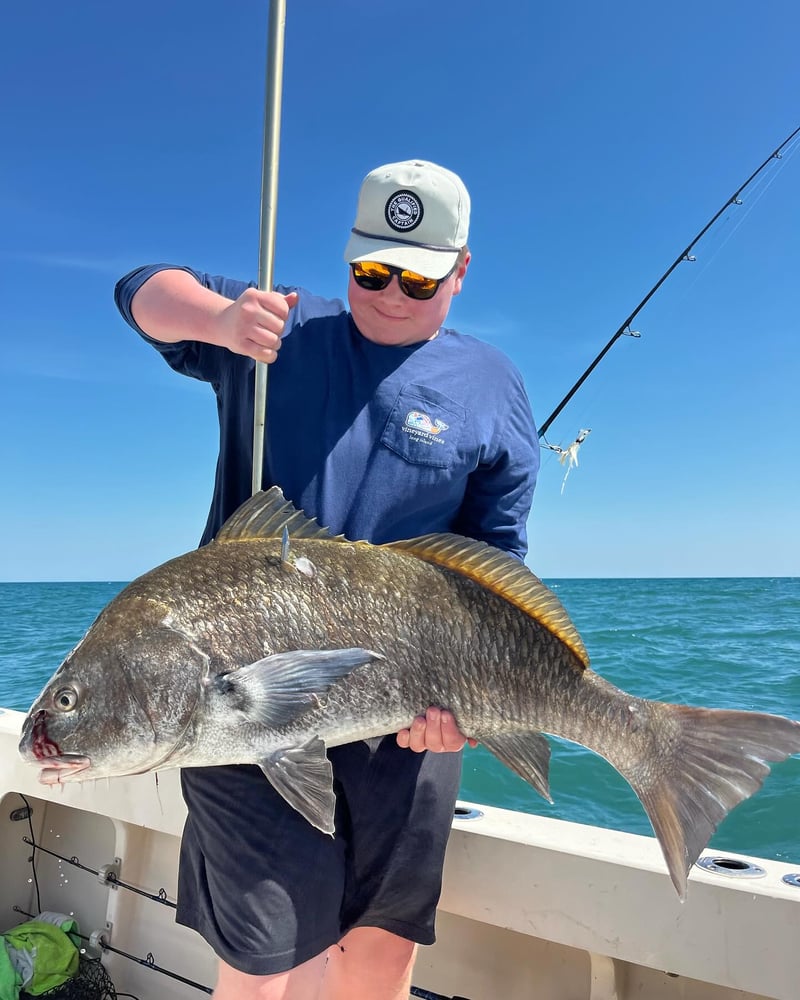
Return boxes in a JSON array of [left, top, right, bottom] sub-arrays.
[[252, 0, 287, 495], [16, 808, 466, 999], [537, 123, 800, 444], [14, 792, 212, 995], [13, 901, 462, 1000], [21, 836, 177, 909]]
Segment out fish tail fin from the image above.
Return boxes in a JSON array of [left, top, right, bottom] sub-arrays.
[[624, 704, 800, 899]]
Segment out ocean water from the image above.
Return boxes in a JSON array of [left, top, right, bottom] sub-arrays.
[[1, 577, 798, 863]]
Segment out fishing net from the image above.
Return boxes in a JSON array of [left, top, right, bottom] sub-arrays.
[[21, 957, 117, 1000]]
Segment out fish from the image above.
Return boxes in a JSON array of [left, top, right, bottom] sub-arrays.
[[18, 487, 800, 898]]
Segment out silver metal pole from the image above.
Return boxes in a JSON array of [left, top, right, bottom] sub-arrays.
[[252, 0, 287, 495]]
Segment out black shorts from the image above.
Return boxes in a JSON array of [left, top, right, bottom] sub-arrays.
[[175, 737, 463, 975]]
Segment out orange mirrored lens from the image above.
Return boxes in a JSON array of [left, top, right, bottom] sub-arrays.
[[399, 270, 438, 294], [356, 262, 391, 280], [351, 261, 440, 299]]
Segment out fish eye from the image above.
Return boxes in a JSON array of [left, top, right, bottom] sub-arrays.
[[53, 686, 79, 712]]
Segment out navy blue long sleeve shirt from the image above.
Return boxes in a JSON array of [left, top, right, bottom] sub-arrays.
[[115, 265, 539, 558]]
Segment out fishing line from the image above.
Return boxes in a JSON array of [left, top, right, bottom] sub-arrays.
[[670, 137, 800, 307], [537, 124, 800, 453], [633, 130, 800, 379]]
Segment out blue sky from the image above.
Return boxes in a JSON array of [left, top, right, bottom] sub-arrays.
[[1, 0, 798, 581]]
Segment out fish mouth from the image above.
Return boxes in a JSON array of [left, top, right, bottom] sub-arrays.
[[37, 755, 92, 785], [22, 710, 92, 784], [26, 709, 63, 761]]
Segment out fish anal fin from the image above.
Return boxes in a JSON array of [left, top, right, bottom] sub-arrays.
[[482, 732, 553, 802], [259, 736, 336, 834], [215, 486, 346, 544], [385, 534, 589, 669]]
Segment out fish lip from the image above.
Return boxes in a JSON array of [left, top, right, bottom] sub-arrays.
[[37, 755, 92, 785], [24, 710, 91, 782], [27, 709, 64, 762]]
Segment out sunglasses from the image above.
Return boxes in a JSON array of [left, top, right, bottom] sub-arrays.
[[350, 260, 455, 300]]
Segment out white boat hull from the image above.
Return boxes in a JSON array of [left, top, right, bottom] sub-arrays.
[[2, 707, 798, 1000]]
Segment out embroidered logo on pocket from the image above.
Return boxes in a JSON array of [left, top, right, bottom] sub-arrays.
[[404, 410, 449, 439], [381, 384, 465, 468]]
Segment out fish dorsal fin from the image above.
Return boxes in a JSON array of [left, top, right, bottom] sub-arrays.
[[385, 534, 589, 668], [215, 487, 344, 544]]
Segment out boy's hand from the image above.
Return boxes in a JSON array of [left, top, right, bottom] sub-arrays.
[[217, 288, 299, 362], [397, 707, 477, 753]]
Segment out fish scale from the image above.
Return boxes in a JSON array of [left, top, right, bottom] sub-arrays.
[[18, 486, 800, 899]]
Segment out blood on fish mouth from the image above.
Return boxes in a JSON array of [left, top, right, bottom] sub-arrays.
[[29, 710, 91, 784], [31, 710, 62, 761]]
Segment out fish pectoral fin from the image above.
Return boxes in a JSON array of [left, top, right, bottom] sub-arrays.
[[259, 736, 336, 835], [211, 647, 382, 728], [482, 732, 553, 802]]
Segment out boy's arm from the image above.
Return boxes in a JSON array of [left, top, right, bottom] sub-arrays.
[[120, 266, 297, 362]]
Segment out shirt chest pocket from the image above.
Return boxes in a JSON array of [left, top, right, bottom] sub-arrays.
[[380, 384, 466, 469]]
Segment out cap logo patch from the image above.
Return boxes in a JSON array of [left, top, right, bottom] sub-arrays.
[[385, 190, 423, 232]]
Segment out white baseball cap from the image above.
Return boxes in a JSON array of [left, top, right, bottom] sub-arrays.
[[344, 159, 470, 279]]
